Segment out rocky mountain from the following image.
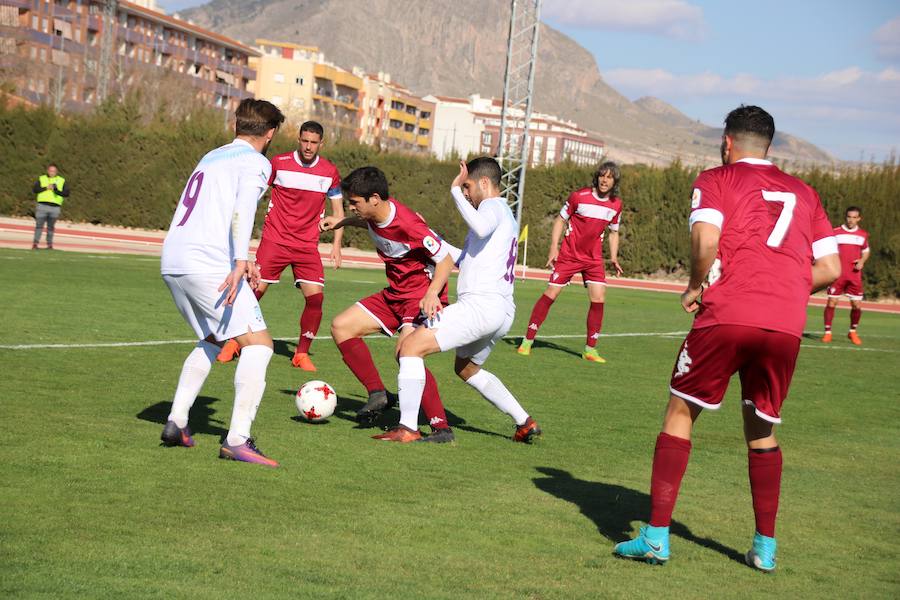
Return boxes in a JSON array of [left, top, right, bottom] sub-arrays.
[[181, 0, 832, 166]]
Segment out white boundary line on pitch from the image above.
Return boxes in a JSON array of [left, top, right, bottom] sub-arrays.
[[1, 330, 897, 353]]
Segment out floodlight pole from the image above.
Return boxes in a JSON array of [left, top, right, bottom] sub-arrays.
[[497, 0, 541, 226], [97, 0, 118, 102]]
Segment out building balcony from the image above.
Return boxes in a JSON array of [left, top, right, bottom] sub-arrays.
[[388, 108, 416, 124], [417, 135, 430, 147]]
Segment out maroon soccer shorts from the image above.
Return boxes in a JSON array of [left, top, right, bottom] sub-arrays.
[[827, 275, 864, 300], [357, 290, 444, 336], [668, 324, 800, 424], [549, 257, 606, 287], [255, 238, 324, 287]]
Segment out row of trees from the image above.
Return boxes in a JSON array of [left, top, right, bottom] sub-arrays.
[[1, 99, 897, 297]]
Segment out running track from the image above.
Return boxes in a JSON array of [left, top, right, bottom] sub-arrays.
[[3, 217, 897, 314]]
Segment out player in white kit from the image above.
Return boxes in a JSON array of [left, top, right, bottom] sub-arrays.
[[159, 99, 285, 467], [377, 157, 541, 443]]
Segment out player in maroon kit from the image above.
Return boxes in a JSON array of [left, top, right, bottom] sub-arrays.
[[320, 166, 458, 441], [516, 162, 623, 363], [217, 121, 344, 371], [613, 106, 841, 572], [822, 206, 870, 345]]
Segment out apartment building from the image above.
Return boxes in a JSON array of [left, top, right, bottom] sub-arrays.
[[0, 0, 257, 111]]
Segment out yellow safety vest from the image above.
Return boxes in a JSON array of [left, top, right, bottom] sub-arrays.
[[37, 175, 66, 206]]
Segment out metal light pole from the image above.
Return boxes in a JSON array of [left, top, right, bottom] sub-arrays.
[[497, 0, 542, 226]]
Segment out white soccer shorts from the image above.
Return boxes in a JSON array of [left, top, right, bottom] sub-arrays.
[[163, 273, 267, 342], [428, 294, 514, 365]]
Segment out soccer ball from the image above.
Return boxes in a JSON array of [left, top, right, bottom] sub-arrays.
[[295, 380, 337, 422]]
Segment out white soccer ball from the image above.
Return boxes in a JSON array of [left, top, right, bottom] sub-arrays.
[[295, 380, 337, 422]]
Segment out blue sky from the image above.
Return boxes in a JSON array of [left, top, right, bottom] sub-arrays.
[[159, 0, 899, 161]]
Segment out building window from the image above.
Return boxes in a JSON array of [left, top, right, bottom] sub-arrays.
[[391, 100, 404, 111], [404, 123, 415, 132], [274, 73, 285, 83], [389, 119, 403, 129], [419, 128, 429, 135], [405, 105, 416, 115], [482, 132, 492, 145], [295, 76, 303, 85], [420, 111, 431, 119]]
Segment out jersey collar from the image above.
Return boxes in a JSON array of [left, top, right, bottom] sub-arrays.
[[591, 190, 612, 202], [375, 200, 397, 229], [735, 157, 773, 166], [841, 224, 859, 232], [232, 138, 255, 150], [292, 152, 319, 169]]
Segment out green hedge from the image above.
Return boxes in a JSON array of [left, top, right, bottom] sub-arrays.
[[2, 100, 897, 297]]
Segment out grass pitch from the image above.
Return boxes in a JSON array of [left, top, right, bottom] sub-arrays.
[[1, 248, 898, 599]]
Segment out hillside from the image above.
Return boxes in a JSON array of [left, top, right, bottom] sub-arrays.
[[180, 0, 832, 166]]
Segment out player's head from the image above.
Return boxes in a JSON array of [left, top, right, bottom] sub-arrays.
[[47, 164, 58, 177], [298, 121, 324, 164], [235, 99, 285, 154], [845, 205, 862, 228], [592, 161, 620, 197], [720, 105, 775, 164], [462, 157, 502, 206], [341, 166, 389, 219]]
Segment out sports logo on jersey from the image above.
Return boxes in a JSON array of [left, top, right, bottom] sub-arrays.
[[674, 342, 692, 378], [423, 235, 440, 255], [691, 188, 702, 209]]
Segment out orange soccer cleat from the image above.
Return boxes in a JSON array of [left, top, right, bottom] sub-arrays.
[[848, 331, 862, 346], [217, 339, 241, 363], [514, 417, 542, 443], [372, 425, 422, 443], [291, 351, 317, 371], [821, 332, 832, 343]]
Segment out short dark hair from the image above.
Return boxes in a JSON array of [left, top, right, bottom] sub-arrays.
[[724, 105, 775, 150], [466, 156, 502, 188], [341, 166, 389, 200], [592, 161, 620, 197], [299, 120, 324, 139], [234, 98, 285, 136], [47, 163, 57, 169], [845, 205, 862, 216]]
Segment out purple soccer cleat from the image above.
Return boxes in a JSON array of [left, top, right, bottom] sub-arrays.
[[219, 438, 279, 468], [161, 421, 195, 447]]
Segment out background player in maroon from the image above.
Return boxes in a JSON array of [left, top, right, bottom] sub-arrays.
[[321, 167, 457, 441], [822, 206, 870, 345], [217, 121, 344, 371], [516, 162, 623, 363], [613, 106, 840, 571]]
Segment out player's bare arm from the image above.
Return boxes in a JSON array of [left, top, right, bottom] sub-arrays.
[[546, 216, 565, 268], [853, 247, 870, 271], [607, 230, 624, 276], [319, 215, 366, 231], [451, 159, 469, 189], [329, 195, 345, 269], [219, 259, 249, 306], [247, 260, 262, 290], [682, 222, 720, 312], [811, 253, 841, 292], [419, 254, 454, 319]]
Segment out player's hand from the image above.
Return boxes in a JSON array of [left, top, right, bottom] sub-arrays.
[[247, 261, 262, 290], [852, 259, 863, 272], [219, 261, 248, 306], [331, 245, 342, 269], [610, 259, 623, 277], [419, 291, 443, 320], [451, 160, 469, 189], [319, 216, 338, 232], [545, 247, 559, 269], [680, 286, 703, 313]]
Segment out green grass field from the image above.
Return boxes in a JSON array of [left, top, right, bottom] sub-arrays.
[[1, 248, 898, 599]]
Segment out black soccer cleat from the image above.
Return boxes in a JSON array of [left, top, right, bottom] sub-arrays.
[[355, 389, 396, 425], [417, 427, 455, 444]]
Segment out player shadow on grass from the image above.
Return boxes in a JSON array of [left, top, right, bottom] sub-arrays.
[[137, 396, 228, 441], [273, 339, 296, 360], [532, 467, 745, 565], [279, 388, 508, 438], [500, 337, 582, 359]]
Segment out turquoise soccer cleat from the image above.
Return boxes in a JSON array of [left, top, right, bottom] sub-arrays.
[[613, 525, 670, 565], [745, 532, 777, 572]]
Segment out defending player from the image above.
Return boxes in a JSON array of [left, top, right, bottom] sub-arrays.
[[822, 206, 870, 345], [380, 157, 541, 443], [320, 166, 457, 441], [517, 162, 624, 362], [159, 98, 285, 467], [613, 106, 840, 570], [217, 121, 344, 371]]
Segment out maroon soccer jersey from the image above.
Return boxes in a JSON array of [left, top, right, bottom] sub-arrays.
[[689, 158, 837, 338], [833, 224, 869, 281], [367, 199, 451, 300], [558, 188, 622, 263], [262, 152, 342, 249]]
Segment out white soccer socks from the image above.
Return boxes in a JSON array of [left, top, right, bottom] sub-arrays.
[[397, 356, 426, 431], [227, 345, 273, 446], [168, 341, 219, 428], [465, 369, 529, 426]]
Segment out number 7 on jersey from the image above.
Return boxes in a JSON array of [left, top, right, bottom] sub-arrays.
[[762, 190, 796, 247]]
